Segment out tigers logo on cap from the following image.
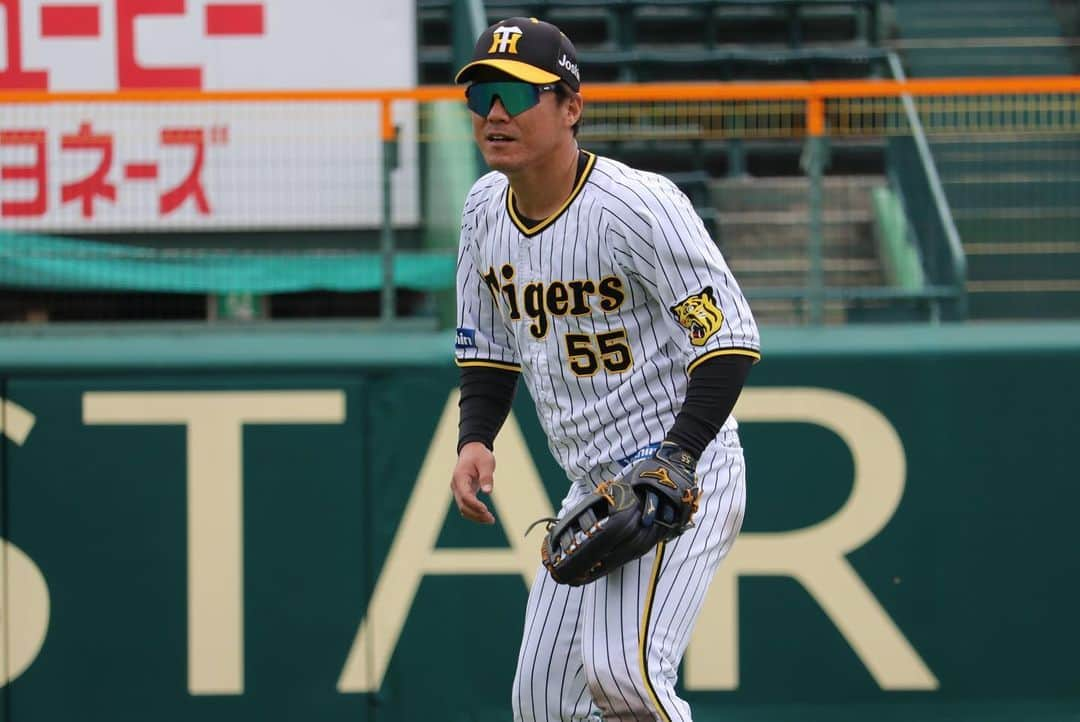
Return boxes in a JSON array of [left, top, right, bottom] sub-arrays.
[[488, 25, 524, 54]]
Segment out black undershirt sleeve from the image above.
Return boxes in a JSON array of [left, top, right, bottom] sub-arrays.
[[664, 354, 755, 459], [459, 354, 751, 459], [457, 365, 520, 453]]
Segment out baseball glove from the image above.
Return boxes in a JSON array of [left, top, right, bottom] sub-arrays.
[[531, 442, 701, 586]]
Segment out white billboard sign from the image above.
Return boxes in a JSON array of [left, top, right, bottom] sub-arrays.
[[0, 0, 419, 230]]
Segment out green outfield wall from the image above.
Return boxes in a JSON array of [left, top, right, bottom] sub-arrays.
[[0, 322, 1077, 722]]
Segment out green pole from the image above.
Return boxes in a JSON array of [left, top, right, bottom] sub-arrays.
[[801, 136, 827, 325], [381, 131, 399, 324]]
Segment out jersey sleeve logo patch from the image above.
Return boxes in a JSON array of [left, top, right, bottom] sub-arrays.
[[670, 287, 724, 347], [455, 328, 477, 349]]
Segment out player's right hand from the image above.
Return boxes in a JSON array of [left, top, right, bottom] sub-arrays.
[[451, 441, 496, 525]]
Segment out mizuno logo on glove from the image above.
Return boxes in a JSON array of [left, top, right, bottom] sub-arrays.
[[640, 467, 678, 489]]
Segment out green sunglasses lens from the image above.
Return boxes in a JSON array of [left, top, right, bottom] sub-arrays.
[[466, 82, 541, 117]]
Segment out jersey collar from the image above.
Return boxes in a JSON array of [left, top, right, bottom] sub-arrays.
[[506, 150, 596, 237]]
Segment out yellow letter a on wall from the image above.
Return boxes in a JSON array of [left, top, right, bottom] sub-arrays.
[[337, 390, 555, 693]]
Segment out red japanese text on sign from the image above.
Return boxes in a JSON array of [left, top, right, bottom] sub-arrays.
[[0, 122, 227, 219], [160, 128, 210, 215], [0, 130, 48, 216], [1, 0, 267, 90], [60, 122, 117, 218]]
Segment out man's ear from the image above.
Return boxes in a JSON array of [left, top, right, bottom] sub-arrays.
[[565, 92, 583, 128]]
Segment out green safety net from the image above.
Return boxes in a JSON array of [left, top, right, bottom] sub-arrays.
[[0, 232, 456, 294]]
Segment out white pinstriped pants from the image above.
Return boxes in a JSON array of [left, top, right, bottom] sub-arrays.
[[511, 432, 747, 721]]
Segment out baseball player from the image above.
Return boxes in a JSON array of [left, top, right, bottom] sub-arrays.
[[449, 17, 760, 722]]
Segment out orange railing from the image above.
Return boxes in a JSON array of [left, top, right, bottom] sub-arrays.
[[4, 75, 1080, 140]]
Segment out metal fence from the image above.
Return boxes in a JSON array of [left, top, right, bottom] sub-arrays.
[[2, 75, 1079, 324]]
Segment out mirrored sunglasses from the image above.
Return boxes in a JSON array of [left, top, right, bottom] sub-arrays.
[[465, 81, 557, 117]]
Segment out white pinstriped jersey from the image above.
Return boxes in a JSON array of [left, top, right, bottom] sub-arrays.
[[455, 151, 760, 481]]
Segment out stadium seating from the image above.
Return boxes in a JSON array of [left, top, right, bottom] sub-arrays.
[[893, 0, 1080, 318], [930, 137, 1080, 319], [893, 0, 1073, 77], [419, 0, 887, 83], [709, 174, 888, 324]]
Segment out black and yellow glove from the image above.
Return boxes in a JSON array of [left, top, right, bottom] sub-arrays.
[[534, 442, 701, 587]]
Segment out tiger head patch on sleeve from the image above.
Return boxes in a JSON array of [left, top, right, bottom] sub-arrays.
[[670, 287, 724, 346]]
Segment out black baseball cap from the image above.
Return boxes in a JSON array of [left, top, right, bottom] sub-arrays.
[[455, 17, 580, 91]]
